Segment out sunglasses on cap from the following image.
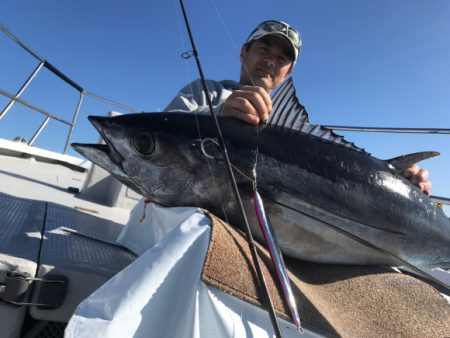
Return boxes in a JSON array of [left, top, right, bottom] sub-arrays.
[[247, 20, 302, 50]]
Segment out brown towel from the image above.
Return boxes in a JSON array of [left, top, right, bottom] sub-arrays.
[[201, 212, 450, 337]]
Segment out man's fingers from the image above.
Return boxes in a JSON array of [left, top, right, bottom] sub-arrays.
[[230, 96, 257, 115], [417, 168, 429, 181], [234, 90, 269, 121], [402, 164, 432, 195], [240, 86, 273, 112], [230, 87, 271, 121], [403, 165, 429, 183], [228, 97, 259, 124], [402, 164, 420, 178], [221, 87, 272, 124], [417, 181, 432, 196]]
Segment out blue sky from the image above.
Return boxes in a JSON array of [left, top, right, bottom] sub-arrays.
[[0, 0, 449, 212]]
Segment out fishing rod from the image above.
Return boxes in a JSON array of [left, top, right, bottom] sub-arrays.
[[177, 1, 284, 336]]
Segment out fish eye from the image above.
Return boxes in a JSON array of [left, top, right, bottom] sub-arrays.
[[131, 131, 155, 157]]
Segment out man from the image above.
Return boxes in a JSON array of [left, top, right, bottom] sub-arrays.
[[165, 20, 431, 195]]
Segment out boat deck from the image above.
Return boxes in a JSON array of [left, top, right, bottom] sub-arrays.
[[0, 153, 132, 224], [0, 145, 139, 337]]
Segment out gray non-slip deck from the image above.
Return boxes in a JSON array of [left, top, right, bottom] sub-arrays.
[[0, 192, 46, 267], [30, 202, 137, 322], [0, 191, 137, 333], [0, 192, 46, 338]]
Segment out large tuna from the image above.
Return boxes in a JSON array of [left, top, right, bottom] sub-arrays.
[[72, 79, 450, 269]]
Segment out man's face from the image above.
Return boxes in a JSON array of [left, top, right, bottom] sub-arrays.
[[239, 35, 293, 93]]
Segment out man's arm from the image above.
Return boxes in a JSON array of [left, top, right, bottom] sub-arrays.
[[165, 79, 272, 125], [165, 79, 236, 114]]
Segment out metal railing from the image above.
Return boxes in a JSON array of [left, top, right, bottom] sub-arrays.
[[431, 195, 450, 206], [0, 22, 140, 154], [1, 22, 449, 205], [323, 125, 450, 135]]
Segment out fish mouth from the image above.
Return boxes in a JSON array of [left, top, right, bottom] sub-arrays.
[[71, 143, 121, 174], [71, 142, 145, 197], [88, 115, 124, 165]]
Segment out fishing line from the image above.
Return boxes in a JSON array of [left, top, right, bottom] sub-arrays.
[[177, 0, 258, 222], [170, 11, 243, 332], [195, 0, 262, 314], [178, 1, 283, 336], [198, 1, 305, 332], [207, 2, 299, 186], [208, 0, 241, 53], [208, 0, 264, 181], [207, 0, 259, 90], [173, 0, 232, 227]]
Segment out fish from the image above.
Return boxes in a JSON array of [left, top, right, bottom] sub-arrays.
[[72, 79, 450, 269]]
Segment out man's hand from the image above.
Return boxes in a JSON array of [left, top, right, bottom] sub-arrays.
[[220, 86, 272, 125], [402, 164, 432, 196]]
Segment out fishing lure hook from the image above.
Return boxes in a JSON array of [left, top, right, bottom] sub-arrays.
[[200, 138, 223, 160]]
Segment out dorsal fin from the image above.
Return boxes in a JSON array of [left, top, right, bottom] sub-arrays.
[[269, 78, 309, 129], [268, 78, 367, 154], [388, 151, 440, 171]]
